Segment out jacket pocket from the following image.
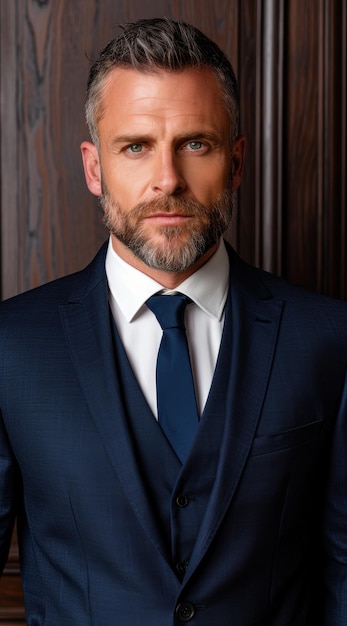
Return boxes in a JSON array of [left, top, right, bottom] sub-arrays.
[[250, 419, 324, 456]]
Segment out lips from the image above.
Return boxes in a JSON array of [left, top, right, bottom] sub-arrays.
[[145, 212, 193, 224], [147, 211, 191, 218]]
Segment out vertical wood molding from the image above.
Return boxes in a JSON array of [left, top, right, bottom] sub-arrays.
[[284, 0, 346, 298], [341, 0, 347, 299], [256, 0, 284, 274], [237, 0, 258, 265], [320, 0, 347, 298]]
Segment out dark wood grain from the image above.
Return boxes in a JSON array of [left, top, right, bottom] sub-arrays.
[[2, 0, 344, 299], [0, 533, 24, 623], [284, 0, 346, 297]]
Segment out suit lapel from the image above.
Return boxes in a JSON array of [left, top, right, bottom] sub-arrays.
[[187, 249, 285, 575], [59, 243, 285, 580], [59, 249, 174, 568]]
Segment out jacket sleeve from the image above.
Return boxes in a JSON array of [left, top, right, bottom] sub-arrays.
[[0, 411, 18, 574], [323, 370, 347, 625]]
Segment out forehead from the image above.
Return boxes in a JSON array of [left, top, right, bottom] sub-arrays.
[[97, 67, 229, 132]]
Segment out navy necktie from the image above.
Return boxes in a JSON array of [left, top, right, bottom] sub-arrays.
[[146, 294, 199, 463]]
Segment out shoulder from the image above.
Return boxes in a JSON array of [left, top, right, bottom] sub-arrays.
[[226, 243, 347, 340], [228, 243, 346, 304], [0, 243, 109, 370], [0, 242, 108, 316]]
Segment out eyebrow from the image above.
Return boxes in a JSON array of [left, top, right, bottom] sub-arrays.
[[110, 134, 152, 145], [110, 130, 223, 146]]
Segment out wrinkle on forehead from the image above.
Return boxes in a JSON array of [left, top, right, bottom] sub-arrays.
[[97, 67, 225, 127]]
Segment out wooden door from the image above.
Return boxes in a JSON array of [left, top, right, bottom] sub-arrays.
[[0, 0, 346, 622]]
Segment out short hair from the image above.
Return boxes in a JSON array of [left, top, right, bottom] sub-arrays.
[[85, 17, 240, 147]]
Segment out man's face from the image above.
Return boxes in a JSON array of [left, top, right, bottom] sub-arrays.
[[81, 67, 245, 281]]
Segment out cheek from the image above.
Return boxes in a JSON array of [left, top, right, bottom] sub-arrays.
[[109, 157, 153, 198], [102, 167, 145, 208], [188, 164, 230, 204]]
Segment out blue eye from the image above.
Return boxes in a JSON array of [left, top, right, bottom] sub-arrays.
[[188, 141, 203, 150], [128, 144, 143, 153]]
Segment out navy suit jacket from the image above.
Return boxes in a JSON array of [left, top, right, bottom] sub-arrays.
[[0, 241, 346, 625]]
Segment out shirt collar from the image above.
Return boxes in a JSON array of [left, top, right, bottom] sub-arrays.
[[105, 237, 230, 322]]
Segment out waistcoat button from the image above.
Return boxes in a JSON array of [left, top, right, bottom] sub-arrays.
[[176, 494, 189, 507], [175, 601, 195, 622], [176, 561, 189, 574]]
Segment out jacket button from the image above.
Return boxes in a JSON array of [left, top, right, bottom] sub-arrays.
[[176, 561, 189, 574], [175, 601, 195, 622], [176, 494, 189, 507]]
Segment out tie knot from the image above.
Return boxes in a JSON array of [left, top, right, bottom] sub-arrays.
[[146, 294, 190, 330]]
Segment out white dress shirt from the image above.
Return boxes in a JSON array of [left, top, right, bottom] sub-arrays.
[[106, 238, 230, 417]]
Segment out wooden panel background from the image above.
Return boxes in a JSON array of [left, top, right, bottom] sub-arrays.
[[0, 0, 346, 622]]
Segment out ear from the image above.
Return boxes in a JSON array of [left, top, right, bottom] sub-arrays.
[[80, 141, 102, 196], [230, 135, 246, 192]]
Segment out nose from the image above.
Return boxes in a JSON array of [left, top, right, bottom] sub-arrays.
[[151, 149, 186, 196]]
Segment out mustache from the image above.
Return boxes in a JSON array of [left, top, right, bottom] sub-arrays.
[[125, 195, 222, 220]]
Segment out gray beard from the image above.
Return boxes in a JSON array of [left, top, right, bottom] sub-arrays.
[[101, 190, 234, 273]]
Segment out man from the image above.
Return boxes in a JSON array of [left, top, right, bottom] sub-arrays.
[[0, 17, 346, 625]]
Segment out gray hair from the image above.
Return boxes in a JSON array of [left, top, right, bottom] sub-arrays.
[[85, 18, 240, 147]]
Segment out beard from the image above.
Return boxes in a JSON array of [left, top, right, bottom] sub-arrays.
[[100, 185, 234, 273]]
